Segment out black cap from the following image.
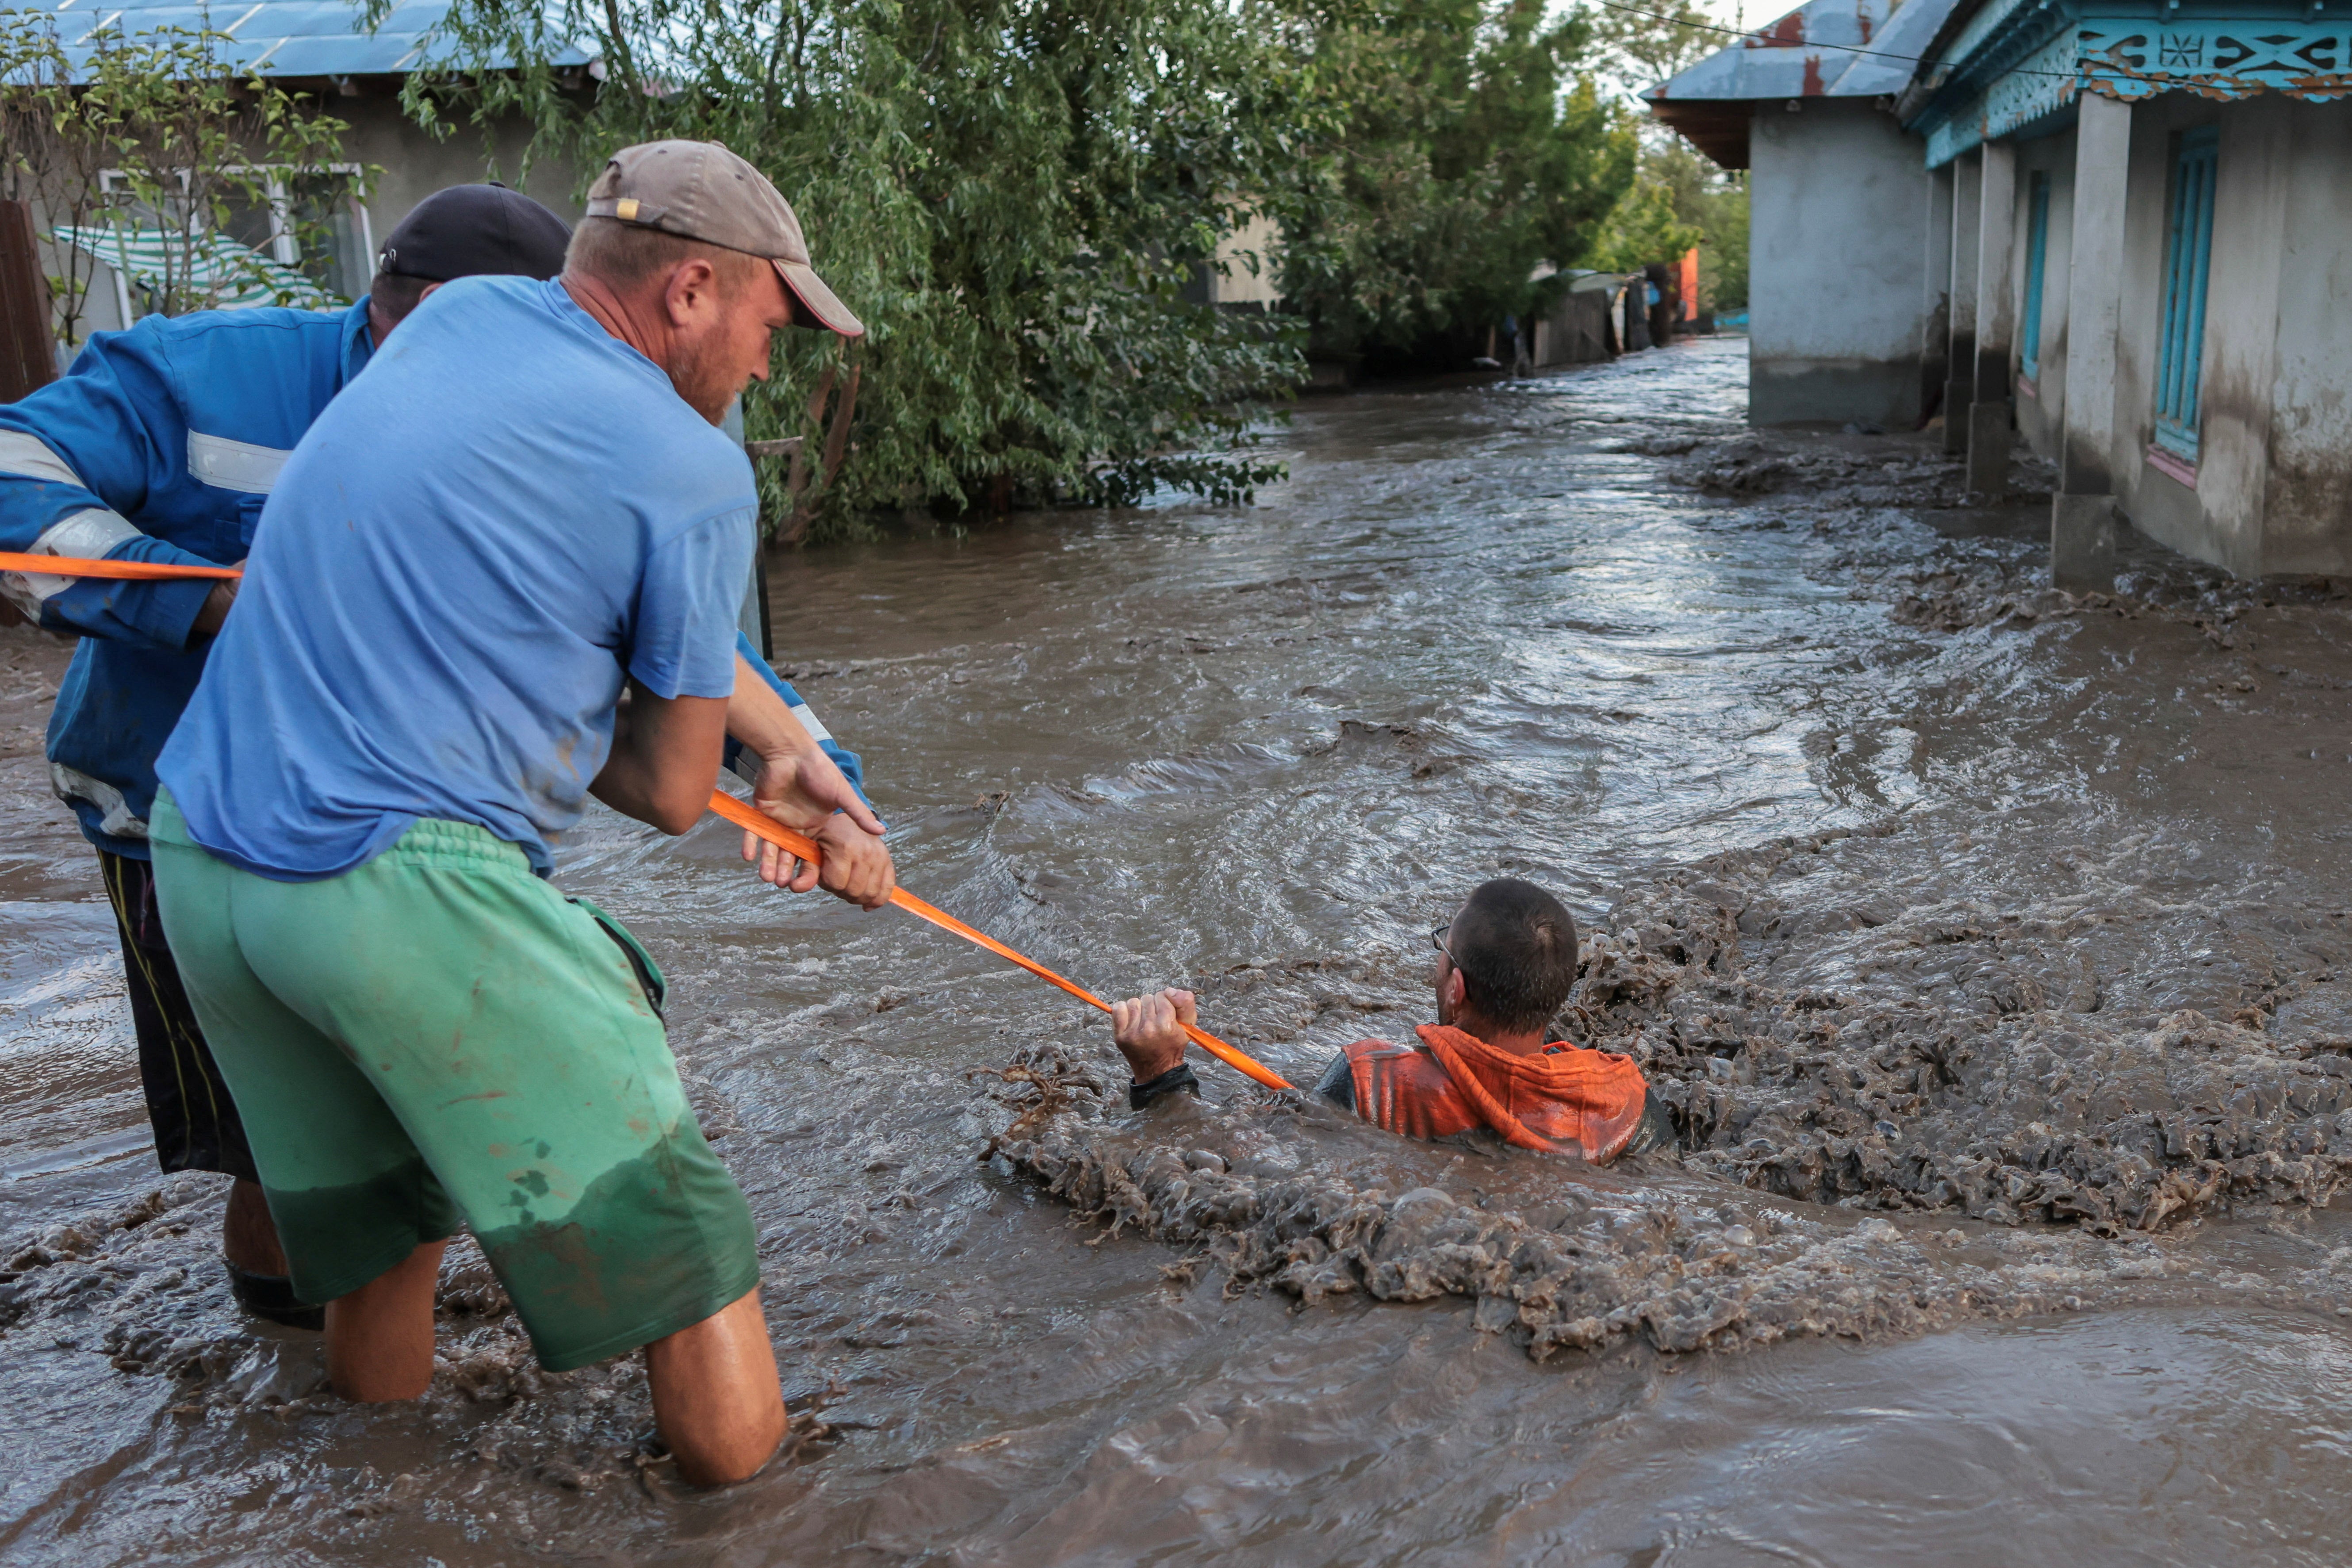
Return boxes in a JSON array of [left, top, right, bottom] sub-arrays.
[[375, 183, 571, 283]]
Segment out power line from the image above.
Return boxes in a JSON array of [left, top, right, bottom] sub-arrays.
[[1593, 0, 2080, 83]]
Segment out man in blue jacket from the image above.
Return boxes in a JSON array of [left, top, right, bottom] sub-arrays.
[[0, 185, 574, 1325], [0, 182, 870, 1328]]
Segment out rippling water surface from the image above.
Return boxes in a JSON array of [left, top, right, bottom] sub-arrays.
[[5, 337, 2352, 1565]]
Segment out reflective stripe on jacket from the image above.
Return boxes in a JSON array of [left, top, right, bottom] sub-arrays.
[[0, 301, 374, 856]]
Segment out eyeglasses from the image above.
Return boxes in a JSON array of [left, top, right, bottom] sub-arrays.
[[1431, 923, 1457, 966]]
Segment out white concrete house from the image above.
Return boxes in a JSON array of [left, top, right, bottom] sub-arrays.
[[1901, 0, 2352, 579], [1648, 0, 1963, 427], [1659, 0, 2352, 582]]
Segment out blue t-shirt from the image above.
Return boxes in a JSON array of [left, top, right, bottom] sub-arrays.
[[157, 276, 755, 880]]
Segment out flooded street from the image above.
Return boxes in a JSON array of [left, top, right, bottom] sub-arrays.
[[10, 334, 2352, 1563]]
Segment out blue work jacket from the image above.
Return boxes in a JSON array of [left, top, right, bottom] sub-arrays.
[[0, 299, 863, 860]]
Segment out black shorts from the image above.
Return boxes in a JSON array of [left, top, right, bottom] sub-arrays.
[[98, 849, 257, 1182]]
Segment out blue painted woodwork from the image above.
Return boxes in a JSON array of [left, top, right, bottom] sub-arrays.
[[2021, 172, 2051, 383], [2153, 127, 2218, 463], [1909, 4, 2352, 167]]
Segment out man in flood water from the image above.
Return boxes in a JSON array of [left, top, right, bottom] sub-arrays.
[[1108, 878, 1674, 1161], [145, 141, 888, 1487]]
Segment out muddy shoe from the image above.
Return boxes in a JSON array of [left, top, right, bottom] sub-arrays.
[[227, 1264, 324, 1331]]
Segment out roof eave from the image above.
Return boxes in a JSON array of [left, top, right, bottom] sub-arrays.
[[1647, 98, 1756, 169]]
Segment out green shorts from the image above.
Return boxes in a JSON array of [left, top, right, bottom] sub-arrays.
[[148, 791, 760, 1371]]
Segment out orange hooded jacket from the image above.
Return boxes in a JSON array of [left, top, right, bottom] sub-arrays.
[[1344, 1024, 1650, 1162]]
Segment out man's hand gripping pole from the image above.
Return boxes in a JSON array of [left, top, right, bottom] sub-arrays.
[[707, 791, 1293, 1092]]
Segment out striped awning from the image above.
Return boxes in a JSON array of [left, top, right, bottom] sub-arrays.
[[51, 224, 338, 311]]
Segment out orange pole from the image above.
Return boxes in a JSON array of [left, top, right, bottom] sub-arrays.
[[1680, 247, 1699, 322], [0, 552, 1294, 1092], [0, 550, 240, 580], [709, 791, 1293, 1091]]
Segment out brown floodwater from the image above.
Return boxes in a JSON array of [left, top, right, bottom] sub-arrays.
[[7, 336, 2352, 1564]]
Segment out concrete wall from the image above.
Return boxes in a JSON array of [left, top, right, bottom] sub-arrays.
[[2090, 92, 2352, 579], [1749, 98, 1933, 426], [1207, 211, 1282, 307], [342, 94, 585, 241], [2260, 99, 2352, 574], [1920, 161, 1952, 415], [37, 92, 579, 348]]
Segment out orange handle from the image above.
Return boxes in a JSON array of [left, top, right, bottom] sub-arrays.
[[0, 550, 241, 581], [709, 790, 1293, 1092]]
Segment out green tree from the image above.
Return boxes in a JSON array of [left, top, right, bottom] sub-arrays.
[[0, 9, 364, 342], [1582, 173, 1696, 275], [1694, 173, 1746, 311], [1587, 0, 1720, 100], [1270, 0, 1636, 368], [404, 0, 1303, 537], [1612, 137, 1746, 311]]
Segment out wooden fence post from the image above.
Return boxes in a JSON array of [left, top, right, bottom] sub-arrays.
[[0, 201, 59, 403]]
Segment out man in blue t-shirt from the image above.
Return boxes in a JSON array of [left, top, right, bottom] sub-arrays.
[[150, 141, 886, 1487]]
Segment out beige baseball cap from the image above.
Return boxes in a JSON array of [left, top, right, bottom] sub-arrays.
[[584, 139, 863, 338]]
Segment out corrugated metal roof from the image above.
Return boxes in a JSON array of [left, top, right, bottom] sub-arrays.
[[31, 0, 590, 77], [1645, 0, 1962, 103]]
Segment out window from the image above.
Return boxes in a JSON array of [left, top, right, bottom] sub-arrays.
[[2153, 127, 2218, 463], [79, 165, 371, 323], [2020, 171, 2050, 385], [221, 168, 374, 302]]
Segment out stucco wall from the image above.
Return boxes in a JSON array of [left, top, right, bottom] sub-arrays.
[[37, 93, 580, 348], [2261, 99, 2352, 574], [1749, 99, 1932, 426], [2092, 92, 2352, 578], [341, 94, 585, 244], [2193, 96, 2291, 573]]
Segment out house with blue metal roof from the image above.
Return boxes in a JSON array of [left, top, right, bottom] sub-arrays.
[[19, 0, 590, 334], [1659, 0, 2352, 582]]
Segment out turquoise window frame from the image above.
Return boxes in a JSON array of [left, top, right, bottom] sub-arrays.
[[2154, 127, 2218, 463], [2020, 172, 2050, 383]]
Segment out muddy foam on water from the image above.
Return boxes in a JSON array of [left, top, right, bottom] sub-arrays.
[[10, 339, 2352, 1563]]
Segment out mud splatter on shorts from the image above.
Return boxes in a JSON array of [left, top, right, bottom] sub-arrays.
[[147, 791, 759, 1371]]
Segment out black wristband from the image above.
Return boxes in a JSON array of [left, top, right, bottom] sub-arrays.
[[1129, 1063, 1202, 1110]]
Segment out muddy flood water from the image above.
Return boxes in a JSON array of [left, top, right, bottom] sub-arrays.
[[10, 335, 2352, 1564]]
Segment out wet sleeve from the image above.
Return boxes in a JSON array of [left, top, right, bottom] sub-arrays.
[[1615, 1090, 1678, 1160], [1129, 1063, 1201, 1111], [0, 328, 219, 650], [631, 509, 758, 700], [1312, 1049, 1356, 1112], [723, 628, 874, 809]]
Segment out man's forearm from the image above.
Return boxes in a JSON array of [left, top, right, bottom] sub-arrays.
[[726, 651, 822, 774], [590, 681, 730, 834]]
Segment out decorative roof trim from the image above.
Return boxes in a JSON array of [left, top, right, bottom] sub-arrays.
[[1908, 3, 2352, 165]]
